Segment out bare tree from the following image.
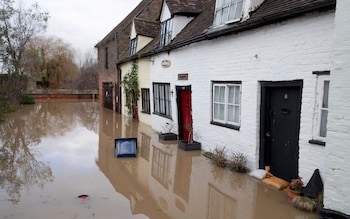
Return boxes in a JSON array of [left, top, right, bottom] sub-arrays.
[[0, 0, 49, 74], [72, 49, 98, 91]]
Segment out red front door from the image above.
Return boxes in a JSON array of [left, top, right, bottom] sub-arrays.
[[180, 90, 192, 141]]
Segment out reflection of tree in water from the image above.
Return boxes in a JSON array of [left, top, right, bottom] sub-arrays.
[[211, 164, 227, 183], [74, 101, 99, 133], [0, 116, 54, 203], [0, 101, 99, 203]]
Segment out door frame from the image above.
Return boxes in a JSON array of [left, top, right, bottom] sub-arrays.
[[103, 82, 113, 110], [176, 85, 192, 140], [259, 80, 303, 171]]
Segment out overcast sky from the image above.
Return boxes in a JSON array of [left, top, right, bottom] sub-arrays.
[[21, 0, 142, 54]]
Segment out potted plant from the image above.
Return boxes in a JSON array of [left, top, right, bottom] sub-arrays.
[[178, 123, 201, 151], [158, 121, 178, 140], [286, 177, 304, 200]]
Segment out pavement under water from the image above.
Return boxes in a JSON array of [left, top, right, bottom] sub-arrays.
[[0, 100, 319, 219]]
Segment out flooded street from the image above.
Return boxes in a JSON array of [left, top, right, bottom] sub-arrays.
[[0, 100, 319, 219]]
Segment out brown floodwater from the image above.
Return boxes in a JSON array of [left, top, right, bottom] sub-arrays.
[[0, 100, 319, 219]]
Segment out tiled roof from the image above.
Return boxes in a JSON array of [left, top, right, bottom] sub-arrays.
[[95, 0, 153, 47], [134, 18, 160, 38], [166, 0, 211, 15], [251, 0, 335, 19], [96, 0, 162, 61], [113, 0, 335, 64], [170, 0, 335, 49]]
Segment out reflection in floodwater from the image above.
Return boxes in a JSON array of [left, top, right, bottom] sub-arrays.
[[0, 101, 319, 219]]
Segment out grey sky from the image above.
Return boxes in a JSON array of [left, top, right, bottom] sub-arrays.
[[22, 0, 141, 53]]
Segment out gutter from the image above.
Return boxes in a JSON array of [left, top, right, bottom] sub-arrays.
[[116, 0, 335, 64], [170, 0, 335, 50]]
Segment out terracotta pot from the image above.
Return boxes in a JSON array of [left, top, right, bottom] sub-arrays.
[[285, 186, 301, 200]]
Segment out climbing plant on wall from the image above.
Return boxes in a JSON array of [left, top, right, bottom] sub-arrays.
[[121, 60, 140, 120]]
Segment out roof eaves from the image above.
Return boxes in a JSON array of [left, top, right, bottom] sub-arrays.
[[170, 0, 336, 50]]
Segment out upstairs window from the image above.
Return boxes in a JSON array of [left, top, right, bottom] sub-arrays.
[[129, 37, 137, 56], [214, 0, 244, 26], [105, 47, 108, 69], [159, 18, 173, 47]]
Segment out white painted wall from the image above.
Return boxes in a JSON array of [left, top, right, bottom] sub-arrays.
[[151, 11, 335, 183], [172, 15, 194, 40], [324, 0, 350, 215], [160, 0, 171, 22]]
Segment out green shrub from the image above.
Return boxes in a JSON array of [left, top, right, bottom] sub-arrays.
[[20, 94, 35, 104]]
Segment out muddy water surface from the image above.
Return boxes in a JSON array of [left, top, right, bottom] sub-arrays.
[[0, 101, 319, 219]]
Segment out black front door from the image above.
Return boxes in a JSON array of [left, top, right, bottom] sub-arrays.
[[260, 81, 302, 181]]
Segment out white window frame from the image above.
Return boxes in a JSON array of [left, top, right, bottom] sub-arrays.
[[129, 37, 137, 56], [312, 73, 330, 143], [212, 82, 241, 129], [159, 18, 173, 47], [153, 83, 172, 118], [213, 0, 245, 27]]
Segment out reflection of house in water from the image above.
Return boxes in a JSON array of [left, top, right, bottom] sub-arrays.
[[207, 183, 237, 219], [96, 107, 318, 219], [140, 133, 150, 161]]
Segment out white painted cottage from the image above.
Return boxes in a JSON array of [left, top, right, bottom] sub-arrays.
[[98, 0, 350, 217], [151, 0, 334, 182]]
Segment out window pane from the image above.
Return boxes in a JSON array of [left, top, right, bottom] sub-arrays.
[[234, 86, 240, 104], [322, 81, 329, 108], [219, 104, 225, 120], [214, 86, 220, 101], [222, 7, 229, 23], [234, 106, 240, 123], [219, 86, 225, 102], [234, 1, 244, 20], [228, 2, 237, 21], [228, 87, 234, 104], [320, 110, 328, 137], [214, 103, 220, 120], [228, 105, 234, 122], [216, 0, 224, 7], [214, 11, 221, 26]]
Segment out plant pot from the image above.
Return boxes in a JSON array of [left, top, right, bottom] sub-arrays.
[[285, 186, 301, 200], [158, 133, 178, 141], [178, 140, 201, 151]]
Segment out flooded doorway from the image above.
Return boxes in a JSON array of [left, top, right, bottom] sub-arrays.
[[103, 82, 113, 109], [176, 85, 192, 141], [260, 81, 302, 181]]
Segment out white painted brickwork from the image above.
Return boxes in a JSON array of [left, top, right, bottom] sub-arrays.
[[324, 0, 350, 215], [151, 11, 335, 183]]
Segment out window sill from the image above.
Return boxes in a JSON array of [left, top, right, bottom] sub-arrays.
[[308, 139, 326, 146], [225, 18, 240, 25], [141, 110, 150, 115], [210, 121, 240, 131], [153, 112, 172, 119]]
